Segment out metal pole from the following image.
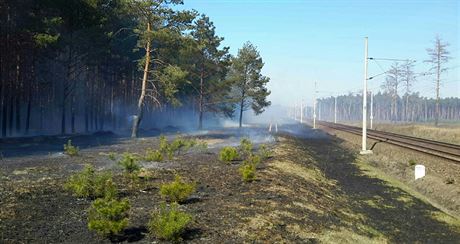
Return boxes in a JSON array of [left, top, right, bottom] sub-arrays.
[[294, 103, 297, 121], [313, 82, 317, 129], [370, 91, 374, 129], [361, 37, 372, 154], [300, 99, 303, 124], [318, 101, 321, 121], [334, 96, 337, 123]]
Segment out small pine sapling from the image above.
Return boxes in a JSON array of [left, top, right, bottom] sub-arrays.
[[159, 135, 169, 154], [196, 141, 208, 153], [148, 203, 192, 241], [246, 154, 261, 167], [219, 146, 239, 162], [65, 165, 117, 199], [238, 155, 260, 182], [160, 175, 196, 203], [239, 138, 253, 157], [108, 152, 117, 161], [119, 153, 141, 174], [145, 148, 164, 162], [258, 144, 272, 159], [64, 139, 79, 156], [239, 163, 256, 182], [88, 197, 130, 237]]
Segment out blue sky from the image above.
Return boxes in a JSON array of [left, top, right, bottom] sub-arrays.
[[177, 0, 459, 106]]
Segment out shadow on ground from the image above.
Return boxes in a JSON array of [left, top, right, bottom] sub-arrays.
[[0, 126, 187, 158]]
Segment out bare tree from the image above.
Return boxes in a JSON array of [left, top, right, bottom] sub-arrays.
[[382, 62, 401, 121], [425, 35, 450, 126], [401, 60, 416, 121]]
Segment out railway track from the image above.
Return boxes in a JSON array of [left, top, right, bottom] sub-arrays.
[[318, 121, 460, 163]]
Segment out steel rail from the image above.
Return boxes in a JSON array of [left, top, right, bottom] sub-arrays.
[[318, 121, 460, 163]]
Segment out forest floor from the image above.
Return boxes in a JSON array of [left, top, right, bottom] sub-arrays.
[[1, 124, 460, 243]]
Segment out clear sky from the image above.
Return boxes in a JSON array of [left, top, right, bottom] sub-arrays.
[[177, 0, 459, 106]]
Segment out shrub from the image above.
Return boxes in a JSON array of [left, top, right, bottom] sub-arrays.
[[93, 176, 118, 200], [145, 148, 163, 162], [182, 138, 197, 151], [64, 139, 79, 156], [258, 144, 272, 159], [169, 138, 187, 155], [148, 203, 192, 241], [108, 152, 117, 161], [408, 159, 417, 166], [245, 154, 261, 167], [160, 175, 196, 203], [158, 136, 176, 160], [65, 165, 117, 199], [159, 135, 169, 154], [119, 153, 141, 173], [165, 146, 175, 160], [239, 163, 256, 182], [65, 165, 94, 197], [239, 155, 260, 182], [196, 141, 208, 153], [239, 138, 253, 156], [219, 146, 239, 162], [88, 197, 130, 237]]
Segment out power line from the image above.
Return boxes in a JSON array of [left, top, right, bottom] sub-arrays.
[[368, 57, 415, 62]]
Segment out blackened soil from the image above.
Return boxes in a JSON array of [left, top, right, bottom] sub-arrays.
[[0, 125, 459, 243]]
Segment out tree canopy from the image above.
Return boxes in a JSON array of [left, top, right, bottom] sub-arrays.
[[0, 0, 271, 137], [228, 42, 271, 128]]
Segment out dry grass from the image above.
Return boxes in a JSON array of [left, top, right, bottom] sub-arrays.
[[332, 128, 460, 218], [319, 228, 388, 244]]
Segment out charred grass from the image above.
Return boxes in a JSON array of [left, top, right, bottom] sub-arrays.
[[1, 127, 459, 243]]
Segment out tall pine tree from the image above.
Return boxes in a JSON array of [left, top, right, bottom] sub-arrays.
[[188, 14, 232, 129], [228, 42, 271, 128]]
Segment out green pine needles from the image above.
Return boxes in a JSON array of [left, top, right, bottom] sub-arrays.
[[65, 165, 117, 199], [148, 203, 192, 241], [88, 197, 130, 237], [219, 146, 239, 162], [118, 153, 141, 174], [63, 139, 79, 156], [160, 175, 196, 203]]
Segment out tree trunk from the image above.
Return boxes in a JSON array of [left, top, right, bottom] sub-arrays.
[[239, 96, 244, 128], [71, 93, 75, 133], [25, 90, 31, 135], [25, 56, 35, 135], [1, 88, 7, 137], [131, 22, 151, 138], [15, 52, 20, 134], [61, 93, 66, 134], [405, 94, 409, 122], [8, 95, 13, 135], [198, 66, 204, 130], [435, 57, 440, 126]]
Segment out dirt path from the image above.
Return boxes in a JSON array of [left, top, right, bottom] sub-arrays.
[[0, 125, 459, 243]]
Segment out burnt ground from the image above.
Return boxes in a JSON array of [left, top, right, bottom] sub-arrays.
[[319, 123, 460, 218], [0, 124, 459, 243]]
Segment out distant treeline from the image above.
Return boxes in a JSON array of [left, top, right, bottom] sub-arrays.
[[0, 0, 270, 137], [316, 93, 460, 123]]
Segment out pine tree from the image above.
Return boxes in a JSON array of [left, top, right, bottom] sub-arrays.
[[125, 0, 195, 137], [228, 42, 271, 128], [188, 14, 232, 129]]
